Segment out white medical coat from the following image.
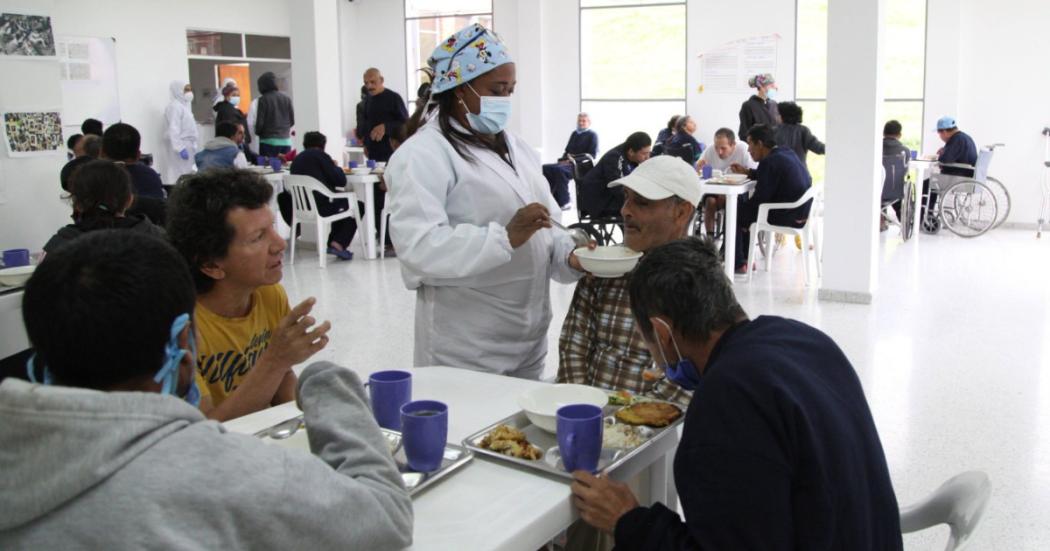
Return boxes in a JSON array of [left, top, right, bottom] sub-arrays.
[[386, 116, 581, 379], [161, 81, 200, 184]]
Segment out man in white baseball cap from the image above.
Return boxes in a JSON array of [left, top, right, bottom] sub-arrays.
[[558, 154, 702, 409]]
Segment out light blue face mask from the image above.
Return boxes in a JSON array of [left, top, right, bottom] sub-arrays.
[[766, 87, 778, 101], [465, 82, 511, 135], [229, 96, 241, 107], [27, 313, 200, 407]]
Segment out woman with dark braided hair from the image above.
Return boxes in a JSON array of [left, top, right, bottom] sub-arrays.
[[387, 24, 589, 379], [43, 160, 166, 254]]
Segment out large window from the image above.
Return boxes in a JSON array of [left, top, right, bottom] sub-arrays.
[[404, 0, 493, 106], [795, 0, 926, 185], [580, 0, 686, 150], [185, 30, 292, 123]]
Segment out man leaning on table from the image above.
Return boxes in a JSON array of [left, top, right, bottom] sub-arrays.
[[0, 231, 412, 549], [571, 237, 902, 550], [558, 155, 700, 408]]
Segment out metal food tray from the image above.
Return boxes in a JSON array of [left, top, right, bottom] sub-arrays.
[[461, 401, 684, 481], [257, 418, 473, 498]]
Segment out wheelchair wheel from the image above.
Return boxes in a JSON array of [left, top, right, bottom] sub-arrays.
[[900, 180, 915, 241], [985, 176, 1011, 229], [939, 180, 997, 238]]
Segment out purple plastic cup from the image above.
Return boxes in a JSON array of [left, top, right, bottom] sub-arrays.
[[401, 400, 448, 472], [366, 159, 377, 169], [349, 160, 359, 169], [911, 149, 918, 160], [2, 249, 30, 267], [369, 370, 412, 430], [702, 164, 713, 179], [270, 157, 282, 172], [556, 404, 604, 473]]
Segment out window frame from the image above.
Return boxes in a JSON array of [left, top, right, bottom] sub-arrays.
[[403, 1, 494, 106]]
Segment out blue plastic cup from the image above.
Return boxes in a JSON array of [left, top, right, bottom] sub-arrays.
[[349, 160, 359, 169], [270, 157, 282, 172], [366, 159, 377, 169], [910, 149, 918, 160], [556, 404, 604, 473], [369, 370, 412, 430], [2, 249, 30, 268], [702, 164, 713, 179], [257, 156, 269, 167], [401, 400, 448, 472]]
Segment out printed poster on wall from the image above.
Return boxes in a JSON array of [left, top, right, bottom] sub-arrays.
[[698, 34, 780, 94], [3, 111, 64, 157], [0, 13, 56, 58]]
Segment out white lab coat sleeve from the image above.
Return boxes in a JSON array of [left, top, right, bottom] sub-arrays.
[[518, 139, 582, 285], [387, 144, 514, 281]]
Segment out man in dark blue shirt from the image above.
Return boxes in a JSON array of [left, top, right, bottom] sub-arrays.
[[290, 131, 357, 260], [570, 237, 903, 550], [935, 116, 977, 177], [356, 68, 407, 253], [543, 112, 600, 209], [729, 124, 812, 273]]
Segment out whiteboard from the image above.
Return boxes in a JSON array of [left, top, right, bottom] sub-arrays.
[[55, 35, 120, 130]]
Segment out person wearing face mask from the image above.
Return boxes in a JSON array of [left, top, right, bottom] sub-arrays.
[[162, 79, 200, 184], [569, 237, 903, 550], [738, 73, 781, 140], [559, 155, 696, 409], [387, 24, 587, 379], [0, 231, 413, 549], [214, 80, 254, 163]]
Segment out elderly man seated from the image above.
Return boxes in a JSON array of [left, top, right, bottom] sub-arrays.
[[543, 112, 599, 210], [923, 116, 978, 232], [729, 124, 812, 274], [0, 231, 412, 549], [559, 155, 699, 408], [696, 127, 752, 236], [570, 237, 903, 550]]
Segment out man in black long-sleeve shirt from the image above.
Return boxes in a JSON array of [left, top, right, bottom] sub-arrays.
[[356, 68, 407, 253], [290, 131, 356, 260], [571, 238, 903, 550], [729, 124, 812, 273], [543, 113, 600, 209]]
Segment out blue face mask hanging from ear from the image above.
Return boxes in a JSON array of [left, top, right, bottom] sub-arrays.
[[27, 313, 200, 407], [651, 318, 702, 391]]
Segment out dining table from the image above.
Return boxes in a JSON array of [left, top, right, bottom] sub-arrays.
[[261, 170, 292, 240], [698, 177, 757, 278], [223, 366, 680, 551]]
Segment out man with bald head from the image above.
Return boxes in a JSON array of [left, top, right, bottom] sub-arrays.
[[356, 68, 408, 255]]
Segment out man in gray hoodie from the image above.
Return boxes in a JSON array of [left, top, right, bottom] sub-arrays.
[[0, 230, 413, 549]]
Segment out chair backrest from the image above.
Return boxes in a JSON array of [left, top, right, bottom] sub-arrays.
[[881, 153, 907, 204], [899, 471, 991, 551], [284, 174, 323, 222], [973, 148, 994, 183]]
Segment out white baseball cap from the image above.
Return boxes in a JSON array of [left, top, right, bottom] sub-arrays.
[[608, 155, 702, 206]]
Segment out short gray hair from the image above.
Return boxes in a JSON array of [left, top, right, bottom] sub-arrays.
[[629, 237, 746, 342], [81, 134, 102, 158]]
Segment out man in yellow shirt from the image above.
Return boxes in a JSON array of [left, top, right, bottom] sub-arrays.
[[167, 168, 331, 421]]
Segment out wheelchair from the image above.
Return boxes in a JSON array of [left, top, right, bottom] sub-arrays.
[[920, 144, 1009, 238], [565, 153, 624, 245]]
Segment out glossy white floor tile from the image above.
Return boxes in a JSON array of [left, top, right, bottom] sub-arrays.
[[282, 227, 1050, 550]]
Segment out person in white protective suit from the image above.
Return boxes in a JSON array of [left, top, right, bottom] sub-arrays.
[[386, 24, 588, 379], [162, 80, 199, 184]]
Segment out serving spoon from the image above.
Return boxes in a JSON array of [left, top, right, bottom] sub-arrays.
[[549, 218, 591, 248]]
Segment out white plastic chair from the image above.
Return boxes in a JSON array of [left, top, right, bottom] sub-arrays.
[[285, 174, 360, 268], [899, 471, 991, 551], [747, 186, 820, 284]]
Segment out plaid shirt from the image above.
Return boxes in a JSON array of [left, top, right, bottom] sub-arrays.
[[557, 275, 692, 408]]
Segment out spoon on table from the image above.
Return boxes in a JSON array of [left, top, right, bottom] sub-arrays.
[[548, 218, 591, 248], [268, 416, 305, 440]]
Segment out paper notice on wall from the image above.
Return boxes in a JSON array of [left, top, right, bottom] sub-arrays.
[[67, 62, 90, 80], [2, 110, 64, 157], [698, 34, 780, 93]]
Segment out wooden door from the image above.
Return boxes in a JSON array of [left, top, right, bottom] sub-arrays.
[[218, 64, 251, 115]]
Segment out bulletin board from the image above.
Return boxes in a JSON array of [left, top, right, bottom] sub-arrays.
[[56, 35, 120, 131]]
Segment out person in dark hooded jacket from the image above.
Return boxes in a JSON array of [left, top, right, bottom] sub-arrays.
[[254, 72, 295, 158], [43, 160, 165, 254]]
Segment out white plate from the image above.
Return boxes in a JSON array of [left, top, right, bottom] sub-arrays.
[[517, 384, 609, 433]]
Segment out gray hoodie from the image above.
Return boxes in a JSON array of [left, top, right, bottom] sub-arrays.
[[0, 362, 413, 549]]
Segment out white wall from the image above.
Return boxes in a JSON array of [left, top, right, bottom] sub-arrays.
[[290, 0, 343, 160], [339, 0, 407, 137], [686, 0, 796, 144]]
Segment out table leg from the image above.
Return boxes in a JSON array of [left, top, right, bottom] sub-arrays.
[[723, 193, 738, 278], [354, 179, 378, 260]]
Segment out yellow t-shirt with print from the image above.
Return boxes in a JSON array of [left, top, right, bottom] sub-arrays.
[[193, 284, 290, 407]]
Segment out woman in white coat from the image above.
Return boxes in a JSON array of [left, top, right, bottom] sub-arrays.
[[162, 80, 199, 184], [387, 24, 585, 379]]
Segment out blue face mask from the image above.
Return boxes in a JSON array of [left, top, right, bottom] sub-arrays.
[[229, 96, 241, 107], [464, 82, 511, 135], [27, 313, 200, 407], [651, 318, 702, 391], [765, 87, 777, 101]]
